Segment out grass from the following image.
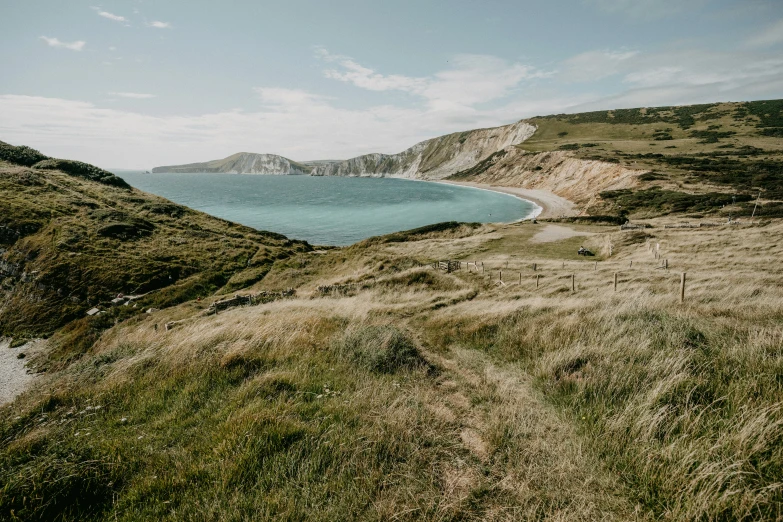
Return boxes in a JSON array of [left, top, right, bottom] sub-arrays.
[[443, 100, 783, 219], [0, 155, 309, 342], [2, 121, 783, 520], [3, 214, 782, 520]]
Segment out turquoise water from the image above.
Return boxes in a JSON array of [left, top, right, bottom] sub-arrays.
[[116, 172, 538, 246]]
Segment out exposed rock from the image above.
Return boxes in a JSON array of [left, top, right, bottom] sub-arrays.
[[152, 121, 537, 181], [312, 121, 537, 180]]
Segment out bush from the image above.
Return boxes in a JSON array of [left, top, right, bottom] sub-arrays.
[[33, 159, 130, 189], [0, 141, 48, 166], [338, 325, 428, 374]]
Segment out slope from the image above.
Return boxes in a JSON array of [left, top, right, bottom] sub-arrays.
[[2, 215, 782, 520], [448, 100, 783, 219], [152, 152, 312, 174], [0, 142, 310, 342]]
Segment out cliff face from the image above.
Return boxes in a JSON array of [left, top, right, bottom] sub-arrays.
[[152, 153, 311, 174], [151, 121, 537, 179], [312, 121, 537, 179], [449, 146, 642, 210]]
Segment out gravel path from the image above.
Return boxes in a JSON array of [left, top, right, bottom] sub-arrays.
[[0, 339, 41, 406]]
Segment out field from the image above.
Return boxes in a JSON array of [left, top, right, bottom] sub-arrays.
[[3, 217, 782, 520]]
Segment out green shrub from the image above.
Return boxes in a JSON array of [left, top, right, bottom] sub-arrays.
[[338, 325, 428, 374], [33, 159, 130, 189], [0, 141, 48, 166]]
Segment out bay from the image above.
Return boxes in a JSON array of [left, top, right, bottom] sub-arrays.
[[116, 172, 538, 246]]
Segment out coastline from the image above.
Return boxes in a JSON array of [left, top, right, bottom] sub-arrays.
[[437, 180, 578, 220]]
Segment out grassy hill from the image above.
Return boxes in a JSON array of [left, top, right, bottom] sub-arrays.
[[519, 100, 783, 217], [0, 141, 310, 348], [2, 214, 782, 520], [1, 106, 782, 521]]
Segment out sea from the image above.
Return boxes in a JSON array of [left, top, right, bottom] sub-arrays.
[[115, 172, 539, 246]]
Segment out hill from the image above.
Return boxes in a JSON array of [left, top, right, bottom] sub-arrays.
[[2, 212, 782, 520], [152, 152, 312, 174], [0, 141, 310, 345], [1, 100, 783, 520], [448, 100, 783, 218], [151, 100, 782, 220], [151, 121, 536, 179]]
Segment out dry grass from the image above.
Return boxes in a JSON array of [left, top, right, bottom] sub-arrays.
[[2, 218, 782, 520]]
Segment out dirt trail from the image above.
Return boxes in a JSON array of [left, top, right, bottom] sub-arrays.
[[532, 224, 596, 243], [423, 345, 646, 520]]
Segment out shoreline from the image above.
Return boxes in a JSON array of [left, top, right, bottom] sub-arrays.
[[436, 180, 578, 220]]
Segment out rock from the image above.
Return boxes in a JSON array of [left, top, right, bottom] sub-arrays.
[[16, 353, 25, 359]]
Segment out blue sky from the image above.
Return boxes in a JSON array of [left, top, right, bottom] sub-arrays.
[[1, 0, 782, 168]]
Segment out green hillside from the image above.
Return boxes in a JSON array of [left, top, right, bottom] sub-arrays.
[[521, 100, 783, 215], [0, 142, 309, 346]]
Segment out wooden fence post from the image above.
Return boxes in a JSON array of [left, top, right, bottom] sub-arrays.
[[680, 272, 686, 303], [536, 274, 540, 289], [499, 271, 502, 282], [594, 261, 597, 270], [519, 272, 522, 285], [614, 272, 617, 292], [629, 260, 633, 268], [571, 274, 575, 292], [532, 263, 537, 271], [482, 263, 485, 274]]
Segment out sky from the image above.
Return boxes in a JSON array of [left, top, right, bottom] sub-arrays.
[[1, 0, 782, 168]]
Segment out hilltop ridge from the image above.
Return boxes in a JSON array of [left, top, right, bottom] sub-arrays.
[[152, 120, 537, 179], [152, 152, 313, 174]]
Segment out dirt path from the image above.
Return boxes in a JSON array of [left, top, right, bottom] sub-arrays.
[[423, 345, 646, 520], [438, 180, 579, 219], [0, 339, 42, 406], [532, 224, 596, 243]]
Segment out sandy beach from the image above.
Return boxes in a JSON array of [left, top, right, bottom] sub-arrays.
[[439, 180, 578, 219]]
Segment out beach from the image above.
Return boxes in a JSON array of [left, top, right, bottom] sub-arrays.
[[438, 180, 579, 219]]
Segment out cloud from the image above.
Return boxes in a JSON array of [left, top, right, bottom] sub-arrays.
[[0, 89, 544, 169], [39, 36, 85, 51], [254, 88, 329, 107], [746, 19, 783, 48], [147, 21, 172, 29], [585, 0, 708, 18], [96, 10, 128, 22], [561, 50, 638, 82], [7, 45, 783, 169], [316, 48, 546, 111], [109, 92, 156, 99]]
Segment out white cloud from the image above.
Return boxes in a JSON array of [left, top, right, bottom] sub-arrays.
[[585, 0, 708, 18], [317, 48, 546, 111], [39, 36, 85, 51], [96, 10, 128, 22], [561, 50, 638, 82], [0, 90, 541, 169], [746, 19, 783, 48], [254, 88, 329, 107], [7, 45, 783, 169], [109, 46, 117, 51], [109, 92, 156, 99], [148, 21, 172, 29]]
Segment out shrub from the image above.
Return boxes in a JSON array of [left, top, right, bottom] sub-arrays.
[[33, 159, 130, 189], [338, 325, 428, 374], [0, 141, 48, 166]]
